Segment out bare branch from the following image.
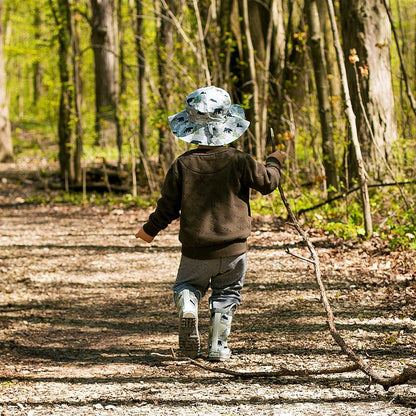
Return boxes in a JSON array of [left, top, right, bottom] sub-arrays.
[[278, 184, 416, 390], [285, 247, 315, 265], [151, 352, 360, 378]]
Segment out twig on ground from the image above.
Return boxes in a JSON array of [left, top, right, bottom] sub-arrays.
[[151, 352, 360, 378]]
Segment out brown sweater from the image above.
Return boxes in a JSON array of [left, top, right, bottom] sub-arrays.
[[143, 146, 281, 259]]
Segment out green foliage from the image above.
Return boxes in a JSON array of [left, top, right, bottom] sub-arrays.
[[26, 190, 157, 208], [250, 186, 416, 250], [379, 208, 416, 250]]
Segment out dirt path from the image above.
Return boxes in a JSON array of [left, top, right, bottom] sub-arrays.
[[0, 203, 415, 415]]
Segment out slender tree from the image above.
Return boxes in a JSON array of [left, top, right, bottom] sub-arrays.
[[49, 0, 73, 182], [156, 0, 179, 172], [241, 0, 261, 158], [316, 0, 342, 131], [90, 0, 122, 158], [117, 0, 127, 97], [134, 0, 148, 158], [68, 0, 83, 184], [32, 6, 43, 107], [306, 0, 338, 194], [268, 0, 286, 142], [0, 0, 12, 162]]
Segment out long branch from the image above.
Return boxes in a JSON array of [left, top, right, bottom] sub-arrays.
[[298, 179, 416, 215], [152, 352, 360, 378], [278, 184, 416, 390]]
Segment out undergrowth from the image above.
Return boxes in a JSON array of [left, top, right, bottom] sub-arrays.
[[250, 187, 416, 250], [9, 125, 416, 250], [25, 191, 158, 210]]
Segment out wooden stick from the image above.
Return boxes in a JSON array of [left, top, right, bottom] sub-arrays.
[[151, 352, 360, 378], [285, 247, 315, 265], [278, 184, 416, 390]]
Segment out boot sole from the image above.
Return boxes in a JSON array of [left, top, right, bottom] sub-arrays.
[[208, 349, 232, 362], [179, 317, 200, 358]]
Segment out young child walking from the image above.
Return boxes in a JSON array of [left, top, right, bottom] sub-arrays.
[[135, 86, 283, 361]]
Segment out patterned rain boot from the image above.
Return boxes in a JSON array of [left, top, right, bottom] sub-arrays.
[[208, 305, 236, 361], [174, 289, 200, 358]]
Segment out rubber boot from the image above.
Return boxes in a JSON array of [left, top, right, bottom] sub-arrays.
[[174, 289, 200, 358], [208, 305, 236, 361]]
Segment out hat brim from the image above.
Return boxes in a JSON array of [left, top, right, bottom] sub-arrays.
[[168, 105, 250, 146]]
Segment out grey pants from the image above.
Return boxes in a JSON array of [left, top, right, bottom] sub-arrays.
[[173, 253, 247, 311]]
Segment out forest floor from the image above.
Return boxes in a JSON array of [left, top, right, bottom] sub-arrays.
[[0, 161, 415, 416]]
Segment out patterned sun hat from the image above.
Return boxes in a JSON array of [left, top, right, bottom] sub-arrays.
[[168, 86, 250, 146]]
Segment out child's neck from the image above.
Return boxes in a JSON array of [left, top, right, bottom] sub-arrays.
[[198, 145, 223, 149]]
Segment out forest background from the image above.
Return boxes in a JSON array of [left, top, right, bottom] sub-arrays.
[[0, 0, 415, 249]]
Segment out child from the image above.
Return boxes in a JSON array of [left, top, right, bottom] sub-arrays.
[[135, 86, 283, 361]]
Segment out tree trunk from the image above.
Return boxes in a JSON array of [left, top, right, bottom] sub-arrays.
[[316, 0, 342, 132], [382, 0, 416, 118], [134, 0, 148, 158], [241, 0, 262, 159], [32, 6, 43, 107], [117, 0, 127, 97], [69, 0, 83, 184], [191, 0, 211, 85], [340, 0, 398, 181], [50, 0, 73, 182], [306, 0, 339, 194], [273, 0, 294, 145], [199, 0, 229, 88], [274, 1, 308, 153], [0, 0, 12, 162], [156, 0, 178, 172], [326, 0, 373, 238], [90, 0, 121, 152], [268, 0, 286, 141]]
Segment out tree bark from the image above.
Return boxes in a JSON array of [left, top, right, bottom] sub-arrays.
[[268, 0, 286, 141], [117, 0, 127, 97], [90, 0, 121, 152], [156, 0, 179, 172], [32, 6, 43, 107], [134, 0, 148, 159], [50, 0, 73, 181], [340, 0, 398, 181], [0, 0, 12, 162], [381, 0, 416, 118], [241, 0, 262, 159], [306, 0, 339, 194], [68, 0, 83, 184], [326, 0, 373, 238], [316, 0, 342, 133]]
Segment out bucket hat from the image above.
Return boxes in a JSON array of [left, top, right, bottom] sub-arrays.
[[168, 86, 250, 146]]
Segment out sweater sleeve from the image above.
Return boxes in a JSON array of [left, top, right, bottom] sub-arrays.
[[142, 162, 181, 237], [241, 153, 281, 195]]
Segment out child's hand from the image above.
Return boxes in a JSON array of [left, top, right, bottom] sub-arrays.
[[135, 227, 154, 243], [268, 150, 285, 166]]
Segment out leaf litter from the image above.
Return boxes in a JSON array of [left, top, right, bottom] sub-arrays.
[[0, 204, 415, 416]]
